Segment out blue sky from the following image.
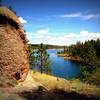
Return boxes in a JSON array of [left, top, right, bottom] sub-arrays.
[[3, 0, 100, 45]]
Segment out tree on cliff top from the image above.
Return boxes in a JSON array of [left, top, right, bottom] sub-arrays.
[[0, 0, 2, 6], [8, 6, 16, 14]]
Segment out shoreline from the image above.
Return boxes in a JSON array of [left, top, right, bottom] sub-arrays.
[[57, 53, 80, 62]]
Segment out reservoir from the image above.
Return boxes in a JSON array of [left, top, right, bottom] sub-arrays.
[[48, 49, 80, 79]]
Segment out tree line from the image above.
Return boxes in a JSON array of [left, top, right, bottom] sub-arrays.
[[58, 39, 100, 85], [63, 39, 100, 64]]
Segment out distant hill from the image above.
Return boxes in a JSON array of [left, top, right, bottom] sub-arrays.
[[29, 44, 65, 49]]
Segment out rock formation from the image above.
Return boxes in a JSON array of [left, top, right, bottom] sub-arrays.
[[0, 7, 29, 82]]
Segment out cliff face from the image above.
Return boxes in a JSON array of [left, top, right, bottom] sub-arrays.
[[0, 7, 29, 82]]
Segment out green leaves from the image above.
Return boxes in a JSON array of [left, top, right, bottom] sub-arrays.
[[34, 43, 51, 74], [28, 44, 35, 69], [28, 43, 51, 74], [88, 68, 100, 86], [61, 39, 100, 85], [8, 6, 16, 14]]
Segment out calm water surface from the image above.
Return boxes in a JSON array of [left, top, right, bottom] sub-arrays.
[[48, 49, 80, 79]]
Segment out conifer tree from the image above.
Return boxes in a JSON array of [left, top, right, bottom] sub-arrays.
[[0, 0, 2, 6], [35, 43, 51, 74]]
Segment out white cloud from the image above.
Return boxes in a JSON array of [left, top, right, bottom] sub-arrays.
[[60, 12, 100, 20], [82, 14, 100, 20], [36, 29, 50, 38], [60, 12, 81, 18], [79, 31, 100, 42], [26, 29, 100, 46], [18, 17, 27, 23]]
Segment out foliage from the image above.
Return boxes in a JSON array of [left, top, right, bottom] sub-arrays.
[[88, 68, 100, 86], [0, 0, 2, 3], [34, 43, 51, 74], [60, 39, 100, 85], [80, 66, 91, 81], [28, 44, 35, 69], [28, 43, 51, 74], [37, 85, 44, 91], [0, 0, 2, 5], [8, 6, 16, 14], [28, 44, 64, 49], [61, 39, 100, 61]]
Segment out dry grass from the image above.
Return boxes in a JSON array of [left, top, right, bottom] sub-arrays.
[[31, 70, 100, 96], [31, 70, 71, 91], [0, 70, 100, 100]]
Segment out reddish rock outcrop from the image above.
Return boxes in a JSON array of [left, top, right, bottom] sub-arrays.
[[0, 7, 29, 82]]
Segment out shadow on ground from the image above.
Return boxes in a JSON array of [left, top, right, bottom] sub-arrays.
[[19, 89, 100, 100]]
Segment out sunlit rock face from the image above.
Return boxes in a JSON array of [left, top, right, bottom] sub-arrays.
[[0, 7, 29, 82]]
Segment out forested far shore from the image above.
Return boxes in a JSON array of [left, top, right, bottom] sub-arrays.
[[57, 39, 100, 86], [28, 44, 64, 49]]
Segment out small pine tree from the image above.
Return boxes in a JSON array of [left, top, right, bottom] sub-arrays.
[[64, 46, 66, 53], [8, 6, 16, 14], [28, 44, 35, 69], [0, 0, 2, 6], [35, 43, 51, 74]]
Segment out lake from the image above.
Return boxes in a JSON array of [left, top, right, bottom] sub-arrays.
[[48, 49, 80, 79]]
